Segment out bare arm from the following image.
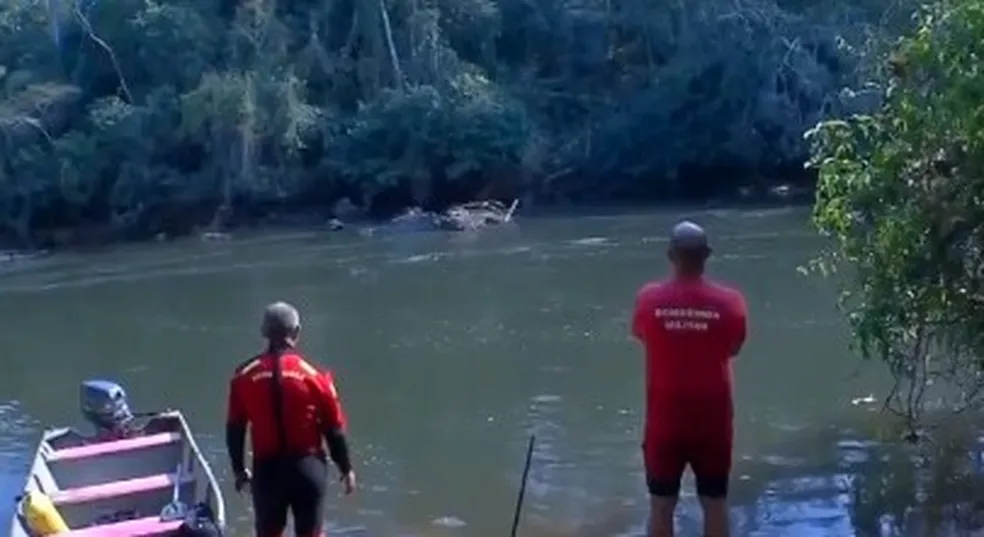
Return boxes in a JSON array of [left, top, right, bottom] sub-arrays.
[[729, 292, 748, 357]]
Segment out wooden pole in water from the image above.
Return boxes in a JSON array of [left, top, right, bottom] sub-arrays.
[[504, 199, 520, 222], [510, 434, 536, 537]]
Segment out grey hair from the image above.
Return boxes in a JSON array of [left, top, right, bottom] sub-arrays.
[[261, 301, 301, 340]]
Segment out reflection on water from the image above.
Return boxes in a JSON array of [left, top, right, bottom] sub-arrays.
[[5, 401, 980, 537], [3, 392, 984, 536], [0, 401, 39, 532], [516, 420, 984, 537]]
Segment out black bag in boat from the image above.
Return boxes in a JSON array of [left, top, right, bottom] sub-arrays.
[[176, 519, 221, 537], [175, 503, 222, 537]]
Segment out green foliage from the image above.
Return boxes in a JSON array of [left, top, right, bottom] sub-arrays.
[[807, 0, 984, 430], [0, 0, 910, 244], [331, 74, 532, 205]]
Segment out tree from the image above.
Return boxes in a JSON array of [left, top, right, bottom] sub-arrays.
[[0, 0, 911, 245], [806, 0, 984, 436]]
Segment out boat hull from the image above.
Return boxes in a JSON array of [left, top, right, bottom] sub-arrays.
[[10, 410, 225, 536]]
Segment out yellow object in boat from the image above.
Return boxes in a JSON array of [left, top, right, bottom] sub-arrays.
[[20, 490, 69, 536]]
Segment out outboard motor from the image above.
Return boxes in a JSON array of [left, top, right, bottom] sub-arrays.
[[80, 380, 135, 437]]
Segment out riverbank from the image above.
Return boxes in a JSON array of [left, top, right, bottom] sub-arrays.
[[0, 181, 814, 258], [2, 0, 909, 263]]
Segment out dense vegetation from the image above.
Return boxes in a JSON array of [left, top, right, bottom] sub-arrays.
[[0, 0, 908, 244], [809, 0, 984, 434]]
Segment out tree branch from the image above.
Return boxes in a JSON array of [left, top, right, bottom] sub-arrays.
[[73, 3, 134, 103]]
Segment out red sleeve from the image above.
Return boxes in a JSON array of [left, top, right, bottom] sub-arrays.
[[728, 291, 748, 357], [226, 375, 248, 425], [312, 370, 348, 431]]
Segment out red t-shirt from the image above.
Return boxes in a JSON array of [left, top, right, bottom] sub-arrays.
[[227, 352, 347, 460], [632, 277, 747, 439]]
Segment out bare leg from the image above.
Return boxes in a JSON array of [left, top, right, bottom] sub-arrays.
[[648, 495, 677, 537], [698, 496, 729, 537]]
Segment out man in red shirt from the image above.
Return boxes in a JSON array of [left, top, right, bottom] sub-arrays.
[[632, 221, 747, 537], [226, 302, 357, 537]]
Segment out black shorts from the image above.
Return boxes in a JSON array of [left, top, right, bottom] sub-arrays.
[[643, 437, 731, 499], [646, 473, 729, 499], [252, 455, 328, 537]]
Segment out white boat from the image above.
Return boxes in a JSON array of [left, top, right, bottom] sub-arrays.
[[10, 380, 226, 536]]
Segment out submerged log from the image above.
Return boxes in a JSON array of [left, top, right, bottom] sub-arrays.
[[383, 200, 519, 232], [442, 199, 518, 230]]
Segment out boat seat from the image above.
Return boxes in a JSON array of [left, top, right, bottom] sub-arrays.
[[63, 515, 184, 537], [48, 432, 182, 462], [52, 473, 193, 506]]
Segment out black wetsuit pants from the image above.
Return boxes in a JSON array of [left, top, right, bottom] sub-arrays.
[[251, 455, 329, 537]]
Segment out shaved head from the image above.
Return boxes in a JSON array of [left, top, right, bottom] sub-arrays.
[[262, 301, 301, 342], [668, 220, 711, 275], [669, 220, 709, 251]]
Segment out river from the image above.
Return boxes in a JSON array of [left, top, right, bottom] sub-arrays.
[[0, 206, 964, 536]]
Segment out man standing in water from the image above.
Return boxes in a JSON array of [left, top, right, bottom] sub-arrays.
[[226, 302, 357, 537], [632, 221, 748, 537]]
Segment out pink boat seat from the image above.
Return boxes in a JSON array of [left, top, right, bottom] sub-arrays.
[[49, 432, 182, 462], [63, 515, 183, 537], [52, 473, 193, 506]]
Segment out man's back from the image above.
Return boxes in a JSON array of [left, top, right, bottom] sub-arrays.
[[228, 352, 345, 459], [633, 278, 747, 425], [634, 222, 746, 537]]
